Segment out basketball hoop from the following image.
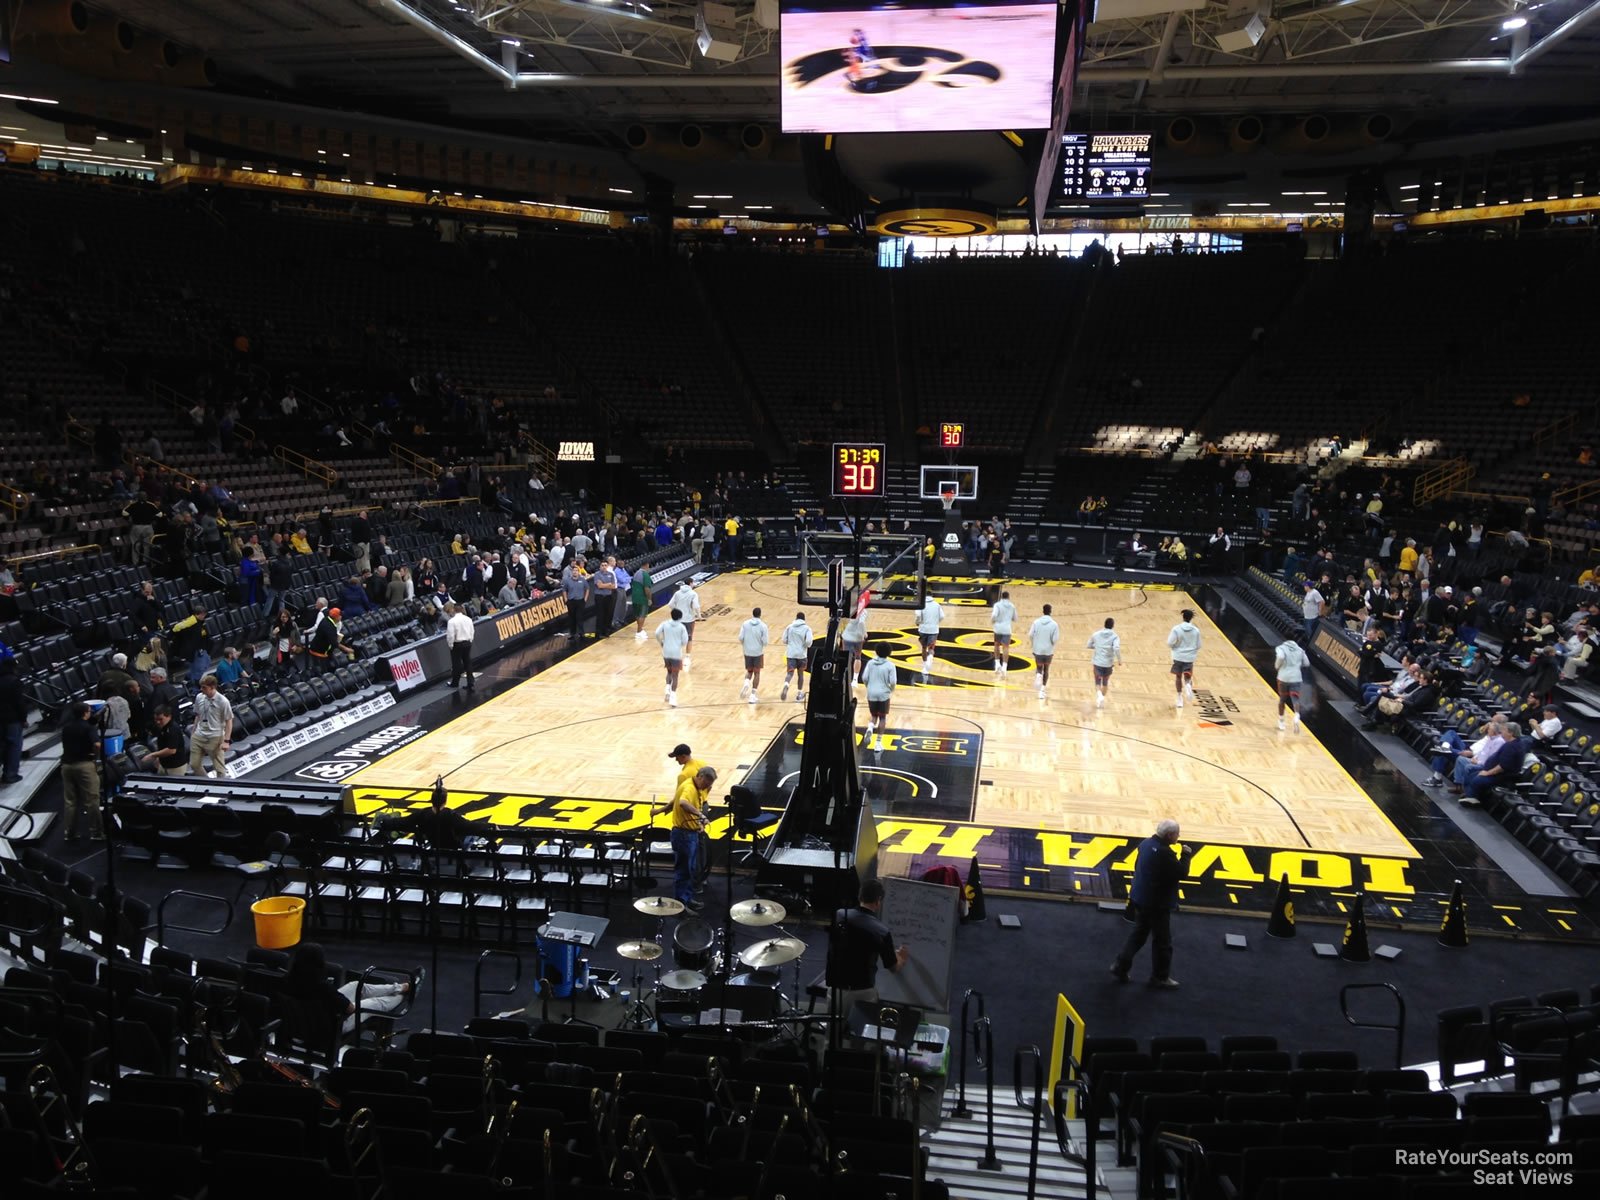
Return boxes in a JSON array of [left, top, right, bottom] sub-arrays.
[[939, 487, 958, 513]]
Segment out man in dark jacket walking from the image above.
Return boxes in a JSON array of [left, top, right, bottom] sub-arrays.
[[1110, 819, 1188, 989]]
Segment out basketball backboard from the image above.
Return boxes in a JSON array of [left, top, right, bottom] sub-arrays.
[[918, 464, 980, 502]]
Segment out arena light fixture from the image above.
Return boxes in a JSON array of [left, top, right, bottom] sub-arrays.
[[0, 92, 59, 104], [1502, 15, 1528, 29]]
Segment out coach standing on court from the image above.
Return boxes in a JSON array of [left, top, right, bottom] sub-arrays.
[[592, 556, 620, 636], [562, 556, 591, 640], [1110, 818, 1186, 990], [446, 602, 475, 692]]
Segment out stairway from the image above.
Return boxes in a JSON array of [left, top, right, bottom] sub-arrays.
[[1007, 467, 1054, 526], [1113, 461, 1180, 531], [926, 1097, 1101, 1200]]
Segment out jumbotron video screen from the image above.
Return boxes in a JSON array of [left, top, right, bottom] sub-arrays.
[[780, 0, 1057, 135]]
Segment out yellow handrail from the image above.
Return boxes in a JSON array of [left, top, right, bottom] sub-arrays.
[[7, 542, 104, 567], [1553, 476, 1600, 510], [272, 445, 338, 486], [1533, 410, 1580, 451], [391, 443, 443, 480], [122, 450, 202, 490], [1413, 458, 1474, 506], [0, 481, 27, 518]]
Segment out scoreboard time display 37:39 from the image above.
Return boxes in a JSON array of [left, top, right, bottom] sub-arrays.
[[832, 442, 885, 498]]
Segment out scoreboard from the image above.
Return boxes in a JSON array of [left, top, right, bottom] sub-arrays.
[[1056, 132, 1153, 202], [831, 442, 885, 498]]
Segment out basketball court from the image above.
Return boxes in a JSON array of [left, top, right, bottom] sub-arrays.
[[329, 455, 1592, 939], [342, 567, 1431, 901]]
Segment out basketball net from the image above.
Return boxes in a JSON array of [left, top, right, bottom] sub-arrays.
[[940, 488, 957, 513]]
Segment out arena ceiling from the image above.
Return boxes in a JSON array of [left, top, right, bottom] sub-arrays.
[[22, 0, 1600, 216]]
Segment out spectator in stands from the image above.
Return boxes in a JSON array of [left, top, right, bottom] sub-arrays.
[[366, 567, 391, 608], [283, 942, 415, 1037], [97, 653, 134, 701], [347, 510, 372, 573], [388, 567, 410, 607], [239, 546, 263, 607], [308, 609, 351, 674], [1529, 704, 1563, 743], [123, 493, 161, 567], [1525, 643, 1562, 702], [146, 666, 177, 712], [1368, 668, 1438, 735], [1460, 721, 1529, 805], [0, 658, 26, 785], [1358, 656, 1419, 717], [1208, 527, 1231, 572], [1426, 714, 1506, 787], [1300, 581, 1325, 643], [289, 526, 312, 555], [215, 646, 248, 686], [371, 535, 391, 572], [273, 610, 302, 671], [131, 581, 164, 636], [59, 701, 102, 841], [339, 575, 371, 616]]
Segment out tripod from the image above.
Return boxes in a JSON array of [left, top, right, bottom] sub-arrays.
[[622, 960, 660, 1031]]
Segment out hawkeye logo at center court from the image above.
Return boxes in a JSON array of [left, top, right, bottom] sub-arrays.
[[1194, 690, 1239, 728]]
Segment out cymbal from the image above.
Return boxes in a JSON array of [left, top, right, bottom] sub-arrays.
[[739, 936, 805, 968], [616, 940, 663, 962], [660, 970, 707, 991], [730, 899, 787, 927], [634, 895, 685, 916]]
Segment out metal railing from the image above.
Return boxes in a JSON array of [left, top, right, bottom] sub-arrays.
[[155, 890, 235, 944], [1013, 1044, 1046, 1200], [972, 1014, 1001, 1171], [1533, 409, 1581, 451], [474, 949, 523, 1018], [272, 445, 337, 486], [952, 987, 985, 1119], [1553, 475, 1600, 511], [5, 542, 105, 569], [392, 442, 443, 479], [1413, 457, 1475, 505], [1340, 981, 1406, 1069], [1051, 1076, 1096, 1200], [0, 481, 28, 518], [122, 450, 202, 490]]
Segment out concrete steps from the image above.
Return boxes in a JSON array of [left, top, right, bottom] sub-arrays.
[[926, 1097, 1102, 1200]]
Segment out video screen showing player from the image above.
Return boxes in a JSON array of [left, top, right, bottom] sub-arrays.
[[781, 0, 1056, 135]]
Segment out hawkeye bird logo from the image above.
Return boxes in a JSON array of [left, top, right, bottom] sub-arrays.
[[784, 45, 1002, 96]]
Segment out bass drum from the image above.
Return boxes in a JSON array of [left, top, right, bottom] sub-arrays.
[[673, 917, 714, 973]]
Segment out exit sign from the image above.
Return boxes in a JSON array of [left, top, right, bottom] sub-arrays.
[[940, 423, 965, 449]]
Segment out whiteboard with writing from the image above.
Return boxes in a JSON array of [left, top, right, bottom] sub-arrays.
[[875, 876, 959, 1013]]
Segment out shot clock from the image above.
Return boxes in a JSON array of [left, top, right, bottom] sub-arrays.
[[831, 442, 886, 498]]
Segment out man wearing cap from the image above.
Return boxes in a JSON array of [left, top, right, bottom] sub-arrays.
[[658, 762, 716, 912], [308, 607, 348, 673], [445, 602, 476, 691], [669, 743, 711, 898]]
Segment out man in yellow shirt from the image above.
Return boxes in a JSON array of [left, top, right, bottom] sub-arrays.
[[662, 763, 716, 911], [289, 527, 312, 555], [723, 514, 741, 565], [1398, 538, 1419, 575]]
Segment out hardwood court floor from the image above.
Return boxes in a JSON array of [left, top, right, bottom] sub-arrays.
[[346, 570, 1417, 860]]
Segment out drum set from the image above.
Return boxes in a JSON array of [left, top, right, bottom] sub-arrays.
[[617, 894, 809, 1032]]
